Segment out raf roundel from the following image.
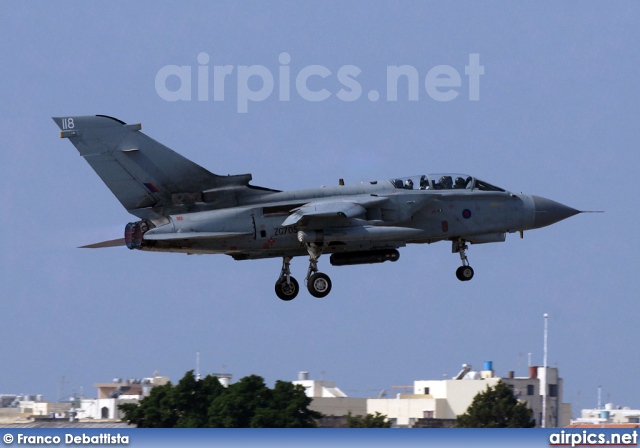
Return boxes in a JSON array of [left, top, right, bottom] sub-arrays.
[[462, 209, 472, 219]]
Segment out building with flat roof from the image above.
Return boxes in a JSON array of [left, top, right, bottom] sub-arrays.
[[571, 404, 640, 426], [292, 371, 367, 418], [78, 372, 233, 420], [78, 375, 169, 420], [367, 362, 571, 427]]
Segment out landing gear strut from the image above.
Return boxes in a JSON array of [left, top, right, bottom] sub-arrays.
[[275, 257, 299, 301], [304, 243, 332, 298], [453, 239, 474, 281]]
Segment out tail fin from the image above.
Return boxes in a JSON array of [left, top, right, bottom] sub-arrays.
[[53, 115, 255, 219]]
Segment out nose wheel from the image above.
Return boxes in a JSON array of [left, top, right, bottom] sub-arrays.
[[453, 239, 474, 282], [456, 265, 474, 281]]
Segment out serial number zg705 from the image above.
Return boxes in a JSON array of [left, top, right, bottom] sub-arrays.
[[273, 226, 298, 236]]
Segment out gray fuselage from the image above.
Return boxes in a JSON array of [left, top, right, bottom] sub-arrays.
[[141, 180, 536, 260]]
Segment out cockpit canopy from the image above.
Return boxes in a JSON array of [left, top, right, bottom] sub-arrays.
[[389, 174, 505, 192]]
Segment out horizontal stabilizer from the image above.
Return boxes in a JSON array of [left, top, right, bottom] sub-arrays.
[[143, 231, 253, 241], [79, 238, 126, 248]]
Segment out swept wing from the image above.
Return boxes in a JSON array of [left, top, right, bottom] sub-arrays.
[[281, 196, 389, 227]]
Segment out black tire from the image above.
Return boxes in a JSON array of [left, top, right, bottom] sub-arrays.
[[307, 272, 332, 298], [275, 277, 299, 301], [456, 266, 474, 281]]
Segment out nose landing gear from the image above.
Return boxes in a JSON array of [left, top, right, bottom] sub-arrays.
[[453, 239, 474, 281]]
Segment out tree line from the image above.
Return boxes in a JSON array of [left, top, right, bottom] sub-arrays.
[[119, 370, 389, 428], [119, 371, 533, 428]]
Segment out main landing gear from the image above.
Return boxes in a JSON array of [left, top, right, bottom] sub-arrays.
[[274, 243, 333, 301], [453, 239, 474, 282], [275, 257, 299, 301], [304, 242, 332, 298]]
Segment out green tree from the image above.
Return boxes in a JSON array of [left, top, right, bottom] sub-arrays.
[[174, 371, 226, 427], [208, 375, 320, 427], [119, 371, 225, 428], [455, 381, 536, 428], [346, 411, 391, 428], [119, 371, 321, 428], [119, 382, 178, 428], [207, 374, 270, 427], [250, 381, 322, 428]]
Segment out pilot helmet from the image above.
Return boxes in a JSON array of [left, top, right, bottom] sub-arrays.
[[440, 176, 453, 188], [405, 179, 414, 189]]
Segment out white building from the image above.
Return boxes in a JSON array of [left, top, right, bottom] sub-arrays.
[[78, 375, 169, 420], [367, 362, 571, 427], [571, 404, 640, 426], [292, 372, 367, 417], [77, 372, 234, 420]]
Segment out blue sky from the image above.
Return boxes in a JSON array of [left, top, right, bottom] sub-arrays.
[[1, 1, 638, 414]]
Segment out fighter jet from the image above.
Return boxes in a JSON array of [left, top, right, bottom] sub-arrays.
[[53, 115, 588, 301]]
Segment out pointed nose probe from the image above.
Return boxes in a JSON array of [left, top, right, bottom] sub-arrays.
[[531, 195, 581, 229]]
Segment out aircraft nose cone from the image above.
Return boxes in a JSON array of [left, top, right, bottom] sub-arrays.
[[532, 196, 580, 229]]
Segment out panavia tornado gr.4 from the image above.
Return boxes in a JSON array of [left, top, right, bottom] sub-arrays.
[[53, 115, 591, 301]]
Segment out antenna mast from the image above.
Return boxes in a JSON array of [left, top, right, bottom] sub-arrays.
[[542, 313, 549, 428], [598, 385, 602, 409], [58, 376, 69, 402]]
